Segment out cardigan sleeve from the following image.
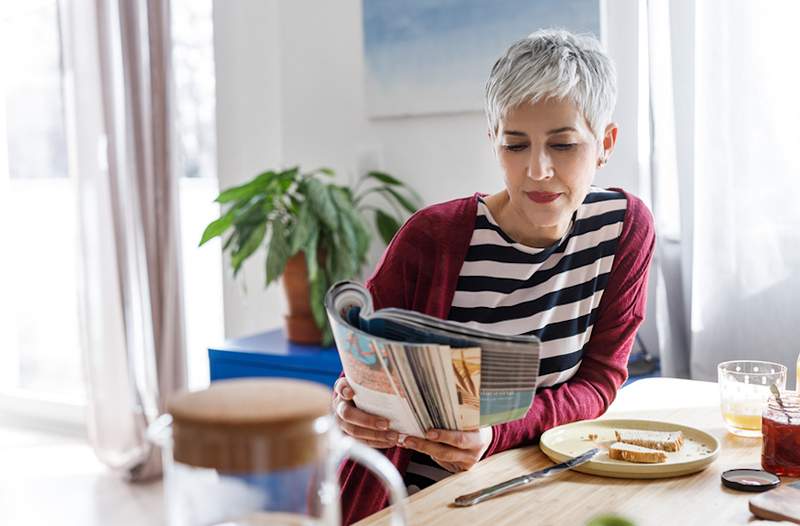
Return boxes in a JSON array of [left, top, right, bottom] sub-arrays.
[[482, 192, 656, 457]]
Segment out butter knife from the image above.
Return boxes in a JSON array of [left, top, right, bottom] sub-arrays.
[[453, 448, 600, 507]]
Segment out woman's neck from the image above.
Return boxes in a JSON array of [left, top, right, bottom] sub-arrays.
[[484, 191, 571, 248]]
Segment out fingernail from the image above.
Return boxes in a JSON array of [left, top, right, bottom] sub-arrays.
[[342, 387, 354, 398], [403, 438, 415, 448], [397, 433, 407, 445], [377, 420, 389, 430], [426, 430, 439, 440], [387, 432, 398, 441]]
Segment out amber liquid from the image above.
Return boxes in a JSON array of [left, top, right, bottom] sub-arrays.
[[722, 412, 762, 431], [761, 414, 800, 477]]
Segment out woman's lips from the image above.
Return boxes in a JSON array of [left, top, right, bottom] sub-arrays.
[[526, 191, 562, 203]]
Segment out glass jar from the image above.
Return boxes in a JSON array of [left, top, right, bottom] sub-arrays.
[[761, 392, 800, 477], [148, 378, 407, 526]]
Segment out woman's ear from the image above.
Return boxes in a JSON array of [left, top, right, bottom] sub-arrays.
[[600, 122, 619, 164]]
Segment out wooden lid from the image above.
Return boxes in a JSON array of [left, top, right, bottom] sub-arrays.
[[166, 378, 333, 472]]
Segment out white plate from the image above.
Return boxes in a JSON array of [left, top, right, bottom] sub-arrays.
[[539, 418, 720, 479]]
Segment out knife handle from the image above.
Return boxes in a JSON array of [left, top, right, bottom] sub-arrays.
[[452, 448, 598, 507], [453, 476, 530, 507]]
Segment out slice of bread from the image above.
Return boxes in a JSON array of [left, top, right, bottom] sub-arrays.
[[608, 442, 668, 463], [614, 429, 684, 452]]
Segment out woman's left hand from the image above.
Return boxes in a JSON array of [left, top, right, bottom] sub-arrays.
[[400, 427, 493, 472]]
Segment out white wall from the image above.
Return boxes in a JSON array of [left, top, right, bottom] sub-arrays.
[[214, 0, 644, 339]]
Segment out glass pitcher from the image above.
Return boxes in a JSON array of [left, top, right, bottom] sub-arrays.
[[148, 378, 407, 526]]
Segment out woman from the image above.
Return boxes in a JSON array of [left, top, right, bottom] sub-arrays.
[[334, 29, 654, 524]]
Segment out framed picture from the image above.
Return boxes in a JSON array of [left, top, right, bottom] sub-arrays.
[[363, 0, 602, 118]]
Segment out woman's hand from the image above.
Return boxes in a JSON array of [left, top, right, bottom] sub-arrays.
[[333, 377, 399, 449], [400, 427, 494, 472]]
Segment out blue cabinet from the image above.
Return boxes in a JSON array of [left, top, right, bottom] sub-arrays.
[[208, 329, 342, 389]]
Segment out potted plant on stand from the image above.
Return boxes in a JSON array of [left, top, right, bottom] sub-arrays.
[[199, 167, 422, 346]]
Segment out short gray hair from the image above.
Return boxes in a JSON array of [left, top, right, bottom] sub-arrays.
[[485, 29, 617, 140]]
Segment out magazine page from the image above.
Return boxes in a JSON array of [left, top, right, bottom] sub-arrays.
[[356, 308, 540, 427], [449, 347, 481, 430], [329, 320, 424, 437]]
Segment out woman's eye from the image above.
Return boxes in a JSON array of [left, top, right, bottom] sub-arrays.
[[551, 143, 577, 151], [503, 143, 528, 152]]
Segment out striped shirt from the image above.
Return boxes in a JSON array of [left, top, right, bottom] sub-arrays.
[[404, 187, 628, 493]]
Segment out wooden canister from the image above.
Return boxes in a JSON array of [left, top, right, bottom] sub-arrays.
[[166, 378, 333, 473]]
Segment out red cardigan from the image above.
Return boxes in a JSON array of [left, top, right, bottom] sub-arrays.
[[339, 190, 655, 525]]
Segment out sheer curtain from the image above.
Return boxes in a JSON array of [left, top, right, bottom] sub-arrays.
[[688, 0, 800, 385], [68, 0, 187, 480], [651, 0, 800, 385]]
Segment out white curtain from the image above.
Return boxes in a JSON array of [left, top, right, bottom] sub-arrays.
[[689, 0, 800, 385], [650, 0, 800, 386], [642, 0, 691, 379], [69, 0, 187, 480]]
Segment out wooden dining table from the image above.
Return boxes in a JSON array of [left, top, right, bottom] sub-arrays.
[[355, 377, 799, 526]]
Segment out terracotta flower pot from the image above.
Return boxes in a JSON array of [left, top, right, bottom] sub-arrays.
[[282, 252, 323, 345]]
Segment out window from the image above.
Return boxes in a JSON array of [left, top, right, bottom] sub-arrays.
[[172, 0, 224, 389], [0, 0, 224, 430], [0, 1, 85, 405]]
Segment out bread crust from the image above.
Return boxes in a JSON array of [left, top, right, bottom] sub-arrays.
[[608, 442, 668, 463], [614, 429, 684, 452]]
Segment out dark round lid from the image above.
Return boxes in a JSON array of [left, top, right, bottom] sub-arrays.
[[721, 469, 780, 492]]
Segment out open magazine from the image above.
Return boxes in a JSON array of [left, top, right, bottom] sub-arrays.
[[325, 281, 541, 438]]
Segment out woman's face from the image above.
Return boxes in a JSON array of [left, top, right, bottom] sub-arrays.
[[492, 98, 616, 246]]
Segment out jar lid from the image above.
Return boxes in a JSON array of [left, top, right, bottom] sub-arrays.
[[768, 393, 800, 413], [721, 469, 780, 492], [167, 378, 333, 473]]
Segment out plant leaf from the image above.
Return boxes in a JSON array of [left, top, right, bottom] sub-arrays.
[[289, 200, 314, 254], [329, 186, 371, 265], [215, 171, 275, 203], [276, 167, 300, 192], [231, 223, 266, 275], [365, 171, 402, 186], [306, 178, 339, 230], [308, 274, 327, 330], [199, 207, 235, 246], [232, 195, 268, 226], [265, 220, 292, 285], [222, 232, 236, 251], [316, 167, 335, 176], [380, 186, 419, 214], [375, 209, 400, 246]]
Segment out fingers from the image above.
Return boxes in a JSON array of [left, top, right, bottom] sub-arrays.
[[401, 436, 473, 467], [331, 394, 398, 448], [337, 416, 398, 444], [334, 399, 390, 431], [423, 429, 481, 450], [333, 377, 354, 401]]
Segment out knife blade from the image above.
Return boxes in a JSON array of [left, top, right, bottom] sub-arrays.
[[453, 448, 600, 507]]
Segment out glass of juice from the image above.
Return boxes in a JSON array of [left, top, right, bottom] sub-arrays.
[[718, 360, 787, 437], [762, 392, 800, 476]]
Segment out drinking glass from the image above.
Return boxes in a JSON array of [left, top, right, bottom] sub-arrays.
[[718, 360, 787, 437]]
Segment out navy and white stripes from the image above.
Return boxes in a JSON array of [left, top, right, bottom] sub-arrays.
[[448, 188, 627, 389]]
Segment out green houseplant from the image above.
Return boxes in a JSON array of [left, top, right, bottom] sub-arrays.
[[199, 166, 422, 346]]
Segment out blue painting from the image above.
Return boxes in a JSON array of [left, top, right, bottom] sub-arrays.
[[363, 0, 601, 117]]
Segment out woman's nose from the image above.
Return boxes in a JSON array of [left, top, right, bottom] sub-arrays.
[[526, 149, 553, 180]]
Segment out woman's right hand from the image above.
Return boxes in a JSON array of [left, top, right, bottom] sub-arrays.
[[333, 377, 399, 449]]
